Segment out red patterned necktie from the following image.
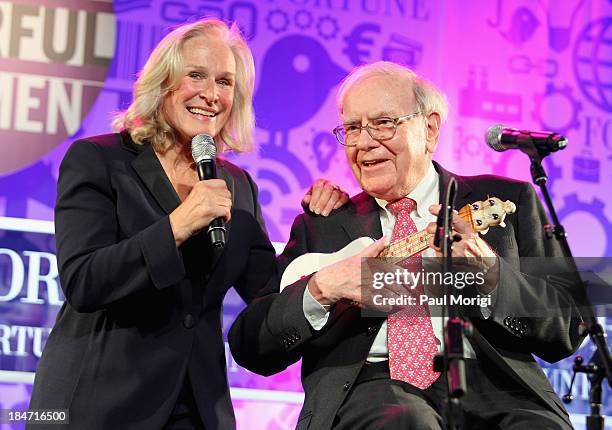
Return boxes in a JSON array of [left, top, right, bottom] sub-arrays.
[[386, 198, 440, 389]]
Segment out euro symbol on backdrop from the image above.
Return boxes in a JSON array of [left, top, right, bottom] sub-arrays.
[[343, 23, 381, 66]]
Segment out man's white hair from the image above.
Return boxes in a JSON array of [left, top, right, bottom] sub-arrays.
[[337, 61, 448, 122]]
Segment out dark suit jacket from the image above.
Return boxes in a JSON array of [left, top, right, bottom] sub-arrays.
[[28, 131, 277, 430], [228, 163, 585, 430]]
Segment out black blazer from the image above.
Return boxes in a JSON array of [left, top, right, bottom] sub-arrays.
[[28, 131, 277, 430], [228, 163, 585, 430]]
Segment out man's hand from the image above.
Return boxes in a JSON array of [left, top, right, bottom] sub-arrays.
[[426, 204, 499, 293], [307, 238, 403, 309], [302, 179, 350, 216]]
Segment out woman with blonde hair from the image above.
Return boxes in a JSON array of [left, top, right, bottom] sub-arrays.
[[29, 18, 345, 430]]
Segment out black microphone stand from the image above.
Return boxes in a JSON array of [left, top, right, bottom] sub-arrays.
[[432, 177, 468, 430], [529, 155, 611, 430]]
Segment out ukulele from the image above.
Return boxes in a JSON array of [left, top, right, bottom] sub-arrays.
[[280, 197, 516, 291]]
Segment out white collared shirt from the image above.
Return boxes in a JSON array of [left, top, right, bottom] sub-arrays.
[[302, 163, 480, 361]]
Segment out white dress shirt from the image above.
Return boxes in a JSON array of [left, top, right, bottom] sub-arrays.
[[302, 163, 488, 361]]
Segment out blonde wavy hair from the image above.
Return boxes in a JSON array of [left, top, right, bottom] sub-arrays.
[[337, 61, 449, 123], [112, 18, 255, 153]]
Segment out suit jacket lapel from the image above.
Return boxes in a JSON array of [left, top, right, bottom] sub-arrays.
[[432, 162, 474, 322], [129, 140, 181, 215], [127, 135, 232, 248], [341, 192, 384, 242], [434, 161, 473, 209]]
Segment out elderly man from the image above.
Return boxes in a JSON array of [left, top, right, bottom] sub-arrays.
[[229, 61, 584, 430]]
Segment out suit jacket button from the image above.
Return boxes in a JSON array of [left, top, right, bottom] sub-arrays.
[[183, 313, 195, 329], [343, 382, 351, 391], [367, 326, 377, 336]]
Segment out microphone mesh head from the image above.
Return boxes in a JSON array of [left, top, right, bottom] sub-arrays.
[[191, 134, 216, 163], [485, 124, 506, 152]]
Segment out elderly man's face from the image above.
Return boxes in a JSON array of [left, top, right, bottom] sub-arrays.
[[342, 75, 439, 201], [162, 34, 236, 146]]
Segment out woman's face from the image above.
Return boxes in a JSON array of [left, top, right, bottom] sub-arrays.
[[162, 33, 236, 145]]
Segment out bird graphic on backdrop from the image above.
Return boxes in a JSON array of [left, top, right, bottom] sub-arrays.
[[501, 7, 540, 47], [254, 34, 346, 147]]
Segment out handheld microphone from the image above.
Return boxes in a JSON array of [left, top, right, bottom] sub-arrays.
[[191, 134, 226, 248], [485, 124, 567, 158]]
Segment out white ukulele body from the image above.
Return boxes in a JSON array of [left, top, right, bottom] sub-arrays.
[[280, 237, 375, 291]]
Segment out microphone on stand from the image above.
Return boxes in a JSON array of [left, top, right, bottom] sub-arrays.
[[485, 124, 567, 158], [191, 134, 226, 248]]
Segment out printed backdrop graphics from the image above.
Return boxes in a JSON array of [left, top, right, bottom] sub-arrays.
[[0, 0, 611, 429], [0, 0, 116, 175]]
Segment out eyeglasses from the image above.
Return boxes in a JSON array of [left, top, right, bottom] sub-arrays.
[[332, 112, 422, 146]]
